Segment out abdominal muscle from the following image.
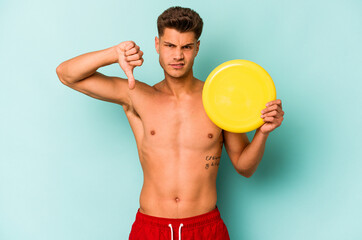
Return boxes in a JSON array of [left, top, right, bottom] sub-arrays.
[[137, 143, 221, 218]]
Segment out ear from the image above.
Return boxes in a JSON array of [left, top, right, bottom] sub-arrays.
[[195, 40, 200, 56], [155, 36, 160, 54]]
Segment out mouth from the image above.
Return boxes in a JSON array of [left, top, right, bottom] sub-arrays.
[[169, 63, 185, 69]]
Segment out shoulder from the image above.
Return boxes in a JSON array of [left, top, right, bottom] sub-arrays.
[[124, 79, 160, 114], [127, 79, 159, 98]]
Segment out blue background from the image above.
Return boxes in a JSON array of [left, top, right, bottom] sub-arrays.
[[1, 0, 361, 239]]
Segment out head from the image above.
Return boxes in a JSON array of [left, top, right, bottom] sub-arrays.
[[155, 6, 203, 79]]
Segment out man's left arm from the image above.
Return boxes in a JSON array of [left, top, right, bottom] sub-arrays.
[[223, 99, 284, 178]]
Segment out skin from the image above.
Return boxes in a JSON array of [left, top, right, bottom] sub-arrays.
[[56, 27, 284, 218]]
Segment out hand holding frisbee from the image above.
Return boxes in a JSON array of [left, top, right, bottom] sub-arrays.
[[202, 59, 279, 133]]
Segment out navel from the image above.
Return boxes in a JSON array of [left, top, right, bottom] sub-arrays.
[[175, 197, 180, 202], [150, 130, 155, 135], [208, 133, 213, 138]]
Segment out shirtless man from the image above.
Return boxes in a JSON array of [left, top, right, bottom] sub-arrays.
[[56, 6, 284, 240]]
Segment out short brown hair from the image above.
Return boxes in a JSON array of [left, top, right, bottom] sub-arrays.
[[157, 6, 204, 40]]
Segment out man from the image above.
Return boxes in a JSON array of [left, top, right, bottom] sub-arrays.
[[56, 6, 284, 240]]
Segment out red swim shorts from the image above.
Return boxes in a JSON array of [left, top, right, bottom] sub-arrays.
[[129, 205, 230, 240]]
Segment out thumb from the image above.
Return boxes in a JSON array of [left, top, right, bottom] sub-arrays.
[[125, 68, 135, 89]]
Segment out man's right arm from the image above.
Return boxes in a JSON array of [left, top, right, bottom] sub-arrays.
[[55, 41, 144, 108]]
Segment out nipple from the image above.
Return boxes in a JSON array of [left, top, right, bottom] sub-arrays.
[[151, 130, 155, 135], [208, 133, 213, 138]]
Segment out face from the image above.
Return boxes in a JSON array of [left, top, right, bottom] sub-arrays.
[[155, 28, 200, 79]]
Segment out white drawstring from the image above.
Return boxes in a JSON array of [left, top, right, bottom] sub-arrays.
[[179, 223, 183, 239], [168, 224, 173, 240], [168, 223, 184, 240]]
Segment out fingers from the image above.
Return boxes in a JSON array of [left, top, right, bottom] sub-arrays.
[[128, 78, 135, 89], [261, 108, 284, 117], [261, 113, 283, 126], [261, 99, 284, 116], [125, 45, 140, 56], [117, 41, 142, 58], [124, 68, 135, 89], [125, 50, 144, 62], [124, 41, 136, 51], [122, 42, 144, 66], [260, 99, 284, 126], [115, 41, 134, 54], [125, 59, 143, 89], [115, 41, 144, 89], [259, 99, 284, 133], [261, 110, 279, 118], [260, 100, 284, 128], [128, 59, 144, 66], [266, 99, 282, 107], [262, 116, 283, 128], [261, 105, 282, 115], [261, 116, 275, 122]]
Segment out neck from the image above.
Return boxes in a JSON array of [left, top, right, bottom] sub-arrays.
[[161, 69, 196, 99]]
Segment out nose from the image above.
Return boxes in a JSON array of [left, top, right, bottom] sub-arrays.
[[173, 47, 184, 60]]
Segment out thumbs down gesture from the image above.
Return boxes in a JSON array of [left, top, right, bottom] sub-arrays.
[[114, 41, 144, 89]]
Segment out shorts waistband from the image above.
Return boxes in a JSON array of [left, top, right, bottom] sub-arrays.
[[135, 205, 221, 229]]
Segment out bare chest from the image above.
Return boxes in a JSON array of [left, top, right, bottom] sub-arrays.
[[149, 96, 221, 149], [126, 92, 223, 152]]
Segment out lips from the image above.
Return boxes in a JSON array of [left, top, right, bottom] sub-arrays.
[[169, 63, 185, 69]]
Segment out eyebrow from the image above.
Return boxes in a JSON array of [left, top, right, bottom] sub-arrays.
[[164, 41, 194, 47]]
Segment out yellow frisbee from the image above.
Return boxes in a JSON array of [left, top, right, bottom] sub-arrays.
[[202, 59, 276, 133]]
